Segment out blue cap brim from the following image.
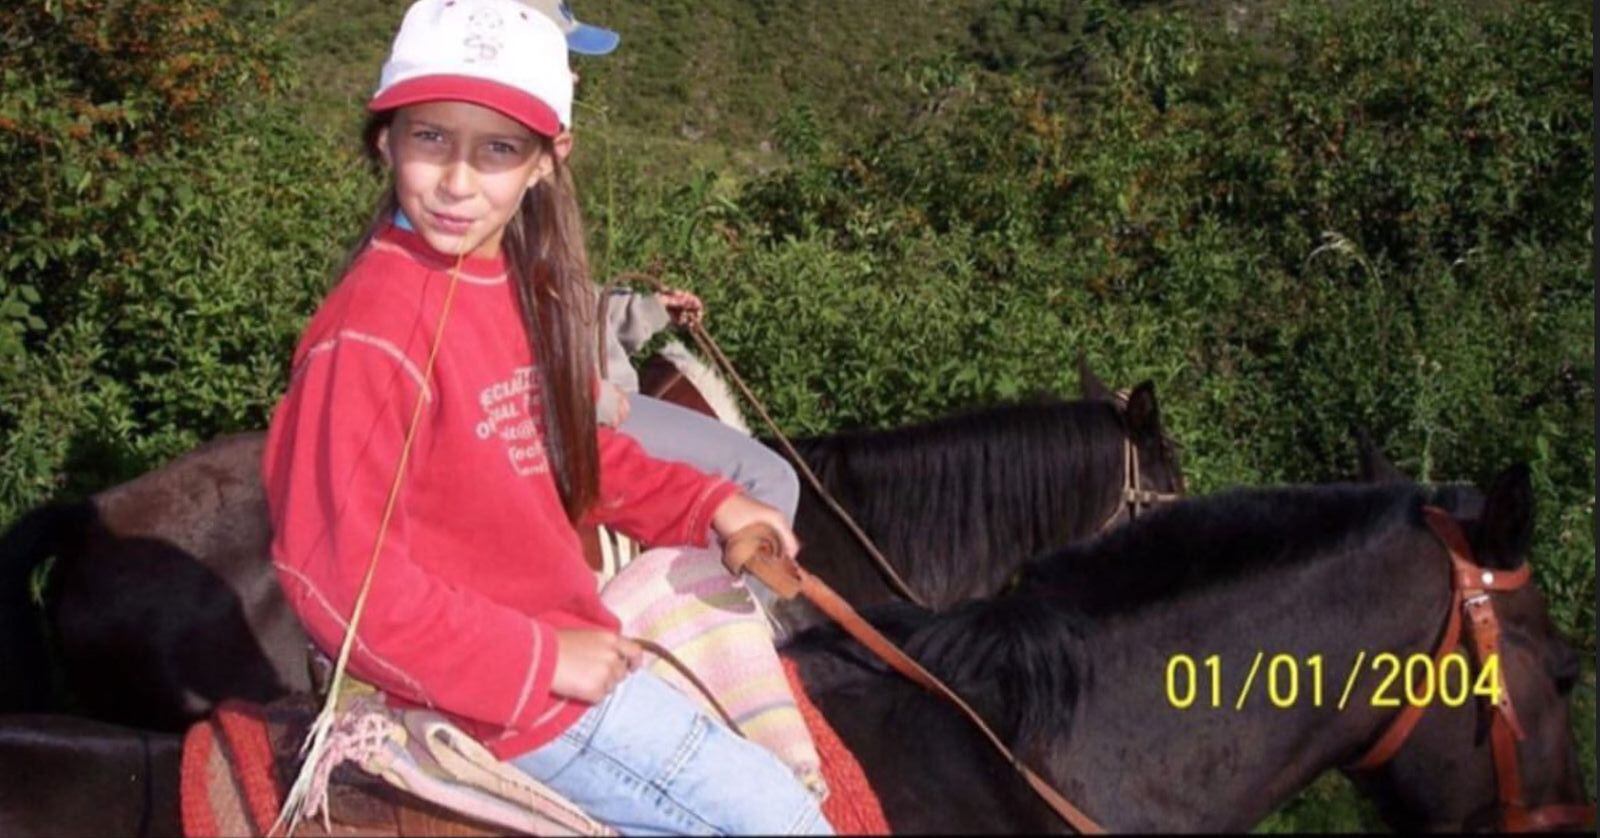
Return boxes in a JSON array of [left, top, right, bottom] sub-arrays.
[[567, 23, 620, 56]]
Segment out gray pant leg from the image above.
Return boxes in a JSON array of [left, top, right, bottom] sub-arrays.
[[618, 393, 801, 642], [618, 393, 800, 523]]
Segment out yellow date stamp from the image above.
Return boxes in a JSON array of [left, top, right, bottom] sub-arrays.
[[1163, 651, 1502, 710]]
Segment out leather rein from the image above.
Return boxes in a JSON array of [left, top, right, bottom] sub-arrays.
[[625, 295, 1110, 831], [1349, 506, 1595, 832], [616, 283, 1178, 832], [723, 525, 1107, 834]]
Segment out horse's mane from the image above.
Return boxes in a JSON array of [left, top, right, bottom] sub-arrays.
[[811, 483, 1448, 753], [785, 398, 1129, 600], [1016, 482, 1433, 618], [656, 338, 752, 434]]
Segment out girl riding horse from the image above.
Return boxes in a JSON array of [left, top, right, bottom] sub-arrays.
[[261, 1, 824, 832], [1, 463, 1588, 834]]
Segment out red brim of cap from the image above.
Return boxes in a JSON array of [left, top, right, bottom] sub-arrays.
[[368, 75, 561, 137]]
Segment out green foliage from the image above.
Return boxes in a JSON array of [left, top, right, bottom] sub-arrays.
[[968, 0, 1109, 80], [0, 0, 1591, 828], [0, 0, 368, 508], [705, 2, 1593, 639], [0, 0, 281, 303]]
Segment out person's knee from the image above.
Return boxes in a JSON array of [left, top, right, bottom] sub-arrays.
[[742, 447, 800, 523]]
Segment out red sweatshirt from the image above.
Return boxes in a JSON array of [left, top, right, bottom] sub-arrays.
[[262, 224, 739, 759]]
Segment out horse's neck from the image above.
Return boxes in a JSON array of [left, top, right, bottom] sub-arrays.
[[1054, 527, 1453, 831], [793, 408, 1127, 599]]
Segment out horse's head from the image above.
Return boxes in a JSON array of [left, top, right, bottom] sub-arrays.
[[1351, 464, 1593, 832], [1078, 355, 1186, 525]]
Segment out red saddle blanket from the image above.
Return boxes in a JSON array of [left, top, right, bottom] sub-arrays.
[[181, 668, 888, 836], [780, 656, 890, 835], [181, 700, 286, 837]]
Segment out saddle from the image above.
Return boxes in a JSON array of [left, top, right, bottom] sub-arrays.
[[183, 674, 888, 837], [182, 693, 603, 837]]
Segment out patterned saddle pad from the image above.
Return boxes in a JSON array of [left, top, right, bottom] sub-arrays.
[[181, 686, 887, 837], [181, 696, 508, 837]]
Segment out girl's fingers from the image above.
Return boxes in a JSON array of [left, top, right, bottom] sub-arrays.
[[619, 638, 644, 668], [659, 290, 706, 325]]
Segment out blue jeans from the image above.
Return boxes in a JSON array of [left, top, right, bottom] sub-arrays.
[[511, 671, 833, 836]]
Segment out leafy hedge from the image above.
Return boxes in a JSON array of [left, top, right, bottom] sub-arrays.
[[0, 0, 1591, 826], [666, 0, 1595, 641], [0, 1, 369, 502]]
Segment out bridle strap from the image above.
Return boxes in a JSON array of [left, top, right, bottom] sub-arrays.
[[723, 526, 1106, 834], [1350, 506, 1594, 832], [609, 271, 930, 609], [1097, 433, 1182, 534], [1504, 804, 1600, 832], [1349, 580, 1464, 770]]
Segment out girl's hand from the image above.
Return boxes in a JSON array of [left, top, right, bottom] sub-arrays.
[[551, 629, 643, 703], [657, 288, 705, 327], [710, 492, 801, 561]]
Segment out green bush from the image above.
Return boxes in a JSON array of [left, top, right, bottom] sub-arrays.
[[0, 1, 370, 511], [0, 0, 280, 305], [0, 0, 1590, 827], [698, 0, 1593, 645]]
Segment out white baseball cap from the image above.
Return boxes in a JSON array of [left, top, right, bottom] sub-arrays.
[[369, 0, 573, 136], [518, 0, 620, 56]]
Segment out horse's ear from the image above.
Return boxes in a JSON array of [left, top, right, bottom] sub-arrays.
[[1354, 426, 1408, 483], [1124, 380, 1163, 442], [1078, 353, 1116, 402], [1468, 463, 1535, 570]]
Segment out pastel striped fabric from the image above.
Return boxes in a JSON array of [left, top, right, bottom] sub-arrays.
[[599, 546, 826, 799]]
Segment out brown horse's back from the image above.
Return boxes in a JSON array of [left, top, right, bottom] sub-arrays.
[[16, 353, 730, 730], [45, 431, 311, 731]]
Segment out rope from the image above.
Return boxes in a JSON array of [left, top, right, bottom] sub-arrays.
[[272, 252, 467, 837], [630, 636, 746, 737], [607, 272, 929, 608]]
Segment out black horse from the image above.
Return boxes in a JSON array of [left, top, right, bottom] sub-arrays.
[[0, 363, 1181, 730], [772, 371, 1181, 636], [0, 465, 1587, 834], [786, 463, 1590, 832]]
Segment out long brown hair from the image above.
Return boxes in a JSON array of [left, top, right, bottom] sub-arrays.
[[502, 146, 600, 523], [351, 111, 601, 523]]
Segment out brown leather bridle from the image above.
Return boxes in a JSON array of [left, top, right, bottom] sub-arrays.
[[1349, 506, 1596, 832]]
